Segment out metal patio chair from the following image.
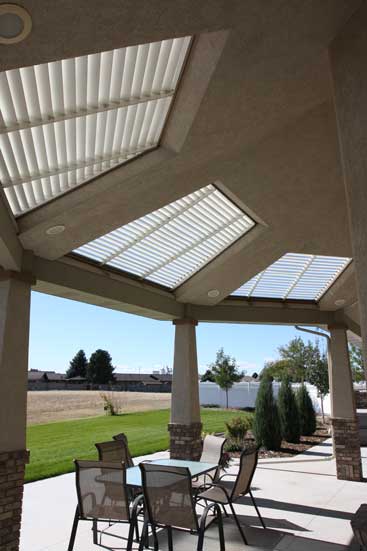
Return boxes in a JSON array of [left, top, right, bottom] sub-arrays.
[[196, 446, 265, 545], [192, 435, 227, 491], [113, 433, 135, 468], [96, 437, 133, 467], [139, 462, 225, 551], [68, 460, 143, 551]]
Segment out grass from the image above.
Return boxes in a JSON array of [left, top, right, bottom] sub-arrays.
[[26, 408, 252, 483]]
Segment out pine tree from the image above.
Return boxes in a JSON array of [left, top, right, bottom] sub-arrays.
[[66, 349, 88, 379], [253, 375, 282, 450], [278, 376, 300, 443], [87, 349, 115, 384], [296, 384, 316, 436]]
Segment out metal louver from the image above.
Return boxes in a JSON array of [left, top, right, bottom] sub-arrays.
[[0, 36, 191, 215], [74, 184, 255, 289], [232, 253, 351, 301]]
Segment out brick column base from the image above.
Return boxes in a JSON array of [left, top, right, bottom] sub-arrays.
[[331, 418, 363, 481], [168, 423, 203, 460], [0, 449, 30, 551]]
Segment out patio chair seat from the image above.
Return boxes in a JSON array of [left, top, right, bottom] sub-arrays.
[[198, 481, 234, 504]]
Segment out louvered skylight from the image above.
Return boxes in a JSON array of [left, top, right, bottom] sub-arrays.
[[232, 253, 351, 301], [0, 36, 191, 215], [74, 184, 255, 289]]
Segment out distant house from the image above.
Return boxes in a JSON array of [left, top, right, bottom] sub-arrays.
[[27, 370, 172, 392], [28, 369, 66, 390], [114, 373, 172, 392]]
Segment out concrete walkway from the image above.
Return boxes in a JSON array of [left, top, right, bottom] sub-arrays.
[[20, 441, 365, 551]]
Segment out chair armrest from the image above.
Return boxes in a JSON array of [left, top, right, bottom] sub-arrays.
[[218, 472, 236, 480]]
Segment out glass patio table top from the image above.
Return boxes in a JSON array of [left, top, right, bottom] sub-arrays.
[[126, 459, 217, 487]]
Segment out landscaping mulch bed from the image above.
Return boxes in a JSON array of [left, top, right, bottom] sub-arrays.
[[228, 422, 330, 460]]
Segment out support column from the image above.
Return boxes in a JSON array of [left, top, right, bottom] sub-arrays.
[[0, 275, 31, 551], [330, 4, 367, 382], [328, 325, 362, 481], [168, 318, 202, 460]]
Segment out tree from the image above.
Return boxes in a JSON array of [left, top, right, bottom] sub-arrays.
[[253, 375, 282, 450], [87, 349, 115, 384], [201, 369, 215, 382], [278, 376, 300, 443], [349, 344, 365, 382], [66, 349, 88, 379], [296, 384, 316, 436], [210, 348, 244, 408], [278, 337, 317, 382], [306, 347, 329, 423], [260, 359, 293, 381]]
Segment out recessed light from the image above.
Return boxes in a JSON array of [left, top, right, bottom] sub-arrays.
[[0, 4, 32, 44], [207, 289, 220, 298], [46, 225, 65, 236], [334, 298, 346, 307]]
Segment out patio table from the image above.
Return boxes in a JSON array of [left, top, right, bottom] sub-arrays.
[[126, 459, 217, 488]]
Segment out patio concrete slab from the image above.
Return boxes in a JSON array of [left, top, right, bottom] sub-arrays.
[[20, 442, 365, 551]]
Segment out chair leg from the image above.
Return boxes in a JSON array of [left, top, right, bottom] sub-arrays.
[[197, 502, 224, 551], [67, 506, 79, 551], [151, 524, 159, 551], [249, 490, 266, 529], [215, 505, 225, 551], [134, 514, 140, 543], [229, 502, 248, 545], [92, 519, 98, 545], [126, 521, 135, 551], [139, 517, 148, 551], [167, 526, 173, 551]]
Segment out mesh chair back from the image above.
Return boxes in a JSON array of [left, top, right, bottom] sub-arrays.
[[140, 463, 198, 531], [200, 435, 226, 465], [75, 460, 130, 521], [231, 447, 258, 500], [95, 439, 132, 467], [112, 433, 134, 467]]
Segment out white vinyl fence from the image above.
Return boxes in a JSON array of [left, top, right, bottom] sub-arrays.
[[199, 381, 331, 415]]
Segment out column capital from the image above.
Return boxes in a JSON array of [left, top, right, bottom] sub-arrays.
[[0, 269, 36, 285], [172, 318, 198, 326], [327, 323, 348, 331]]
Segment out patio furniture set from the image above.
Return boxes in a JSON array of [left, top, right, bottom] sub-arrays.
[[68, 433, 265, 551]]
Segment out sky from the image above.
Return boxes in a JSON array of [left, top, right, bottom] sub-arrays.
[[29, 291, 322, 375]]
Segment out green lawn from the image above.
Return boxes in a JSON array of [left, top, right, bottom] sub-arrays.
[[26, 408, 252, 482]]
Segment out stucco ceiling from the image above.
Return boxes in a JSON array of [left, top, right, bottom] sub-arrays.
[[0, 0, 363, 326]]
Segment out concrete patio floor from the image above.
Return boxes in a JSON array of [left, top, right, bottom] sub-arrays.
[[21, 440, 366, 551]]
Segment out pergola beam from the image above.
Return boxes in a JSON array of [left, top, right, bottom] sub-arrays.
[[188, 302, 335, 325], [0, 191, 23, 271], [32, 255, 184, 320]]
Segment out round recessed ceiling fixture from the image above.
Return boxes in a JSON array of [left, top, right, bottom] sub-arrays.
[[207, 289, 220, 298], [334, 298, 346, 307], [46, 225, 65, 236], [0, 4, 32, 45]]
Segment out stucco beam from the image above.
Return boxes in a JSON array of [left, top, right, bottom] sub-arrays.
[[0, 192, 22, 271], [32, 256, 184, 320], [187, 302, 335, 325]]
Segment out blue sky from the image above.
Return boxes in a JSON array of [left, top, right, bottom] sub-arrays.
[[29, 291, 321, 375]]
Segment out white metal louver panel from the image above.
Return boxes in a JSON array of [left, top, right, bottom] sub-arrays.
[[232, 253, 351, 301], [74, 184, 256, 289], [0, 36, 191, 215]]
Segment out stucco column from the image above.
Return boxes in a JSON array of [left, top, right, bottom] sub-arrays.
[[0, 274, 31, 551], [168, 318, 202, 460], [330, 4, 367, 382], [328, 324, 362, 481]]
